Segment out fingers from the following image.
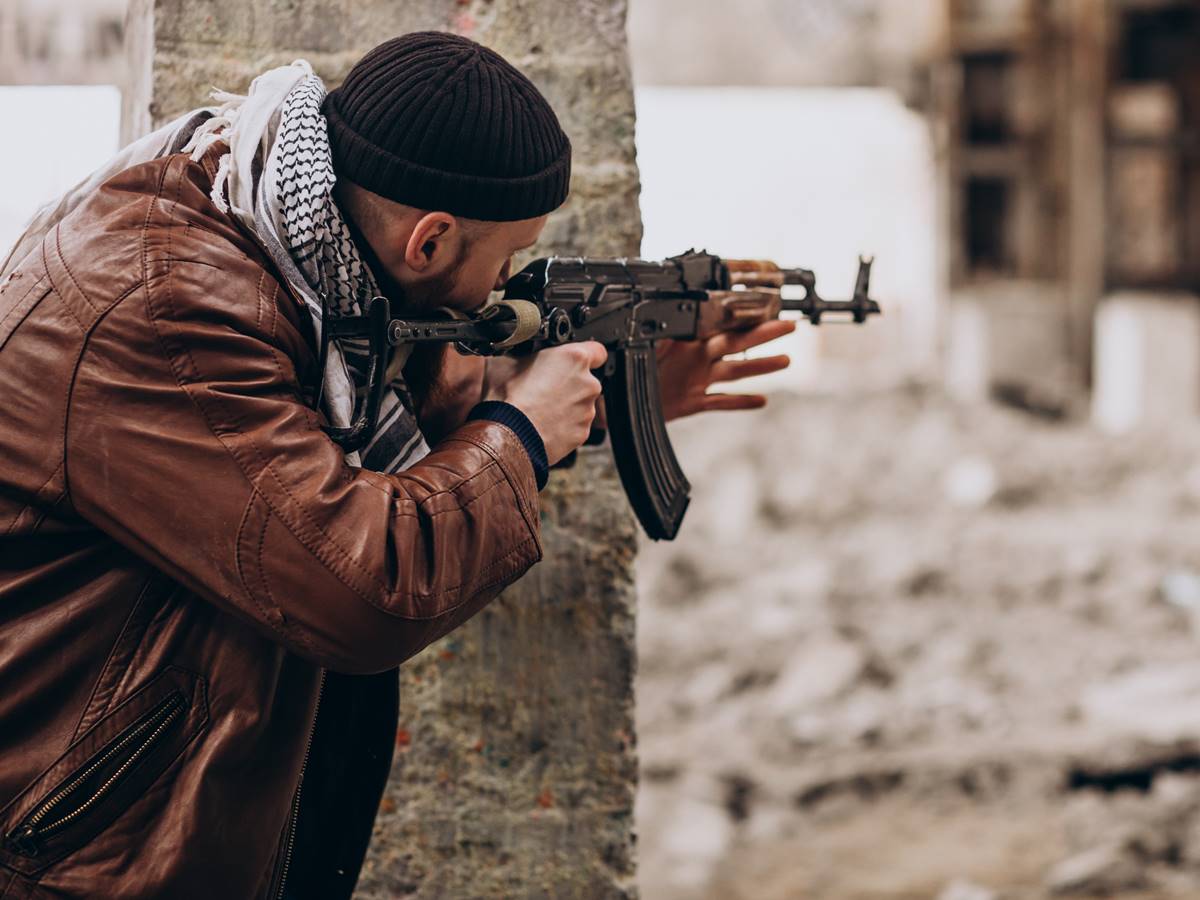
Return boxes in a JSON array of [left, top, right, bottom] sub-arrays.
[[705, 319, 796, 360], [671, 391, 771, 420], [710, 353, 790, 384], [594, 394, 608, 430], [699, 392, 768, 412]]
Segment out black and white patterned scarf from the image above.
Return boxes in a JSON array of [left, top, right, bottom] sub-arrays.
[[3, 60, 430, 473]]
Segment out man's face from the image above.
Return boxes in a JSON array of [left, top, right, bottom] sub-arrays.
[[406, 214, 548, 315], [332, 180, 552, 317]]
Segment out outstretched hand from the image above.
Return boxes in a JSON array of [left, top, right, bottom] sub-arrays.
[[411, 318, 797, 444], [654, 319, 796, 421]]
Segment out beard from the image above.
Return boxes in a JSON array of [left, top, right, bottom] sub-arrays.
[[399, 264, 463, 314], [396, 237, 498, 317], [392, 250, 475, 430]]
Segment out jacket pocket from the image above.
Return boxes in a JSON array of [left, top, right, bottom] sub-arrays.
[[0, 666, 208, 874], [70, 575, 173, 743]]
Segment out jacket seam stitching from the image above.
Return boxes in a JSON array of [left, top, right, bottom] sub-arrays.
[[389, 465, 506, 518], [255, 269, 267, 331], [2, 464, 62, 537], [448, 432, 539, 534], [138, 153, 175, 285], [162, 256, 224, 271], [0, 271, 45, 331], [54, 223, 98, 314], [254, 497, 284, 627], [358, 458, 507, 515], [67, 575, 161, 743], [234, 488, 286, 633], [40, 240, 86, 334], [60, 277, 147, 514], [114, 595, 175, 700], [26, 487, 69, 535], [61, 155, 171, 524], [397, 538, 539, 617], [441, 430, 535, 504]]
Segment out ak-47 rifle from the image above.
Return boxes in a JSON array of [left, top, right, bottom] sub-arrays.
[[323, 250, 881, 540]]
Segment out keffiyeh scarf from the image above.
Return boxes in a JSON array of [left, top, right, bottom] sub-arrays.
[[1, 60, 430, 473]]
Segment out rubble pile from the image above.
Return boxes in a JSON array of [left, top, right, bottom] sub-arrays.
[[636, 385, 1200, 899]]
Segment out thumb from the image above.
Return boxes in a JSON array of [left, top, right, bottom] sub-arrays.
[[583, 341, 609, 370]]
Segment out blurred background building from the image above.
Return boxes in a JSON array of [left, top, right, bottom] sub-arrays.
[[0, 0, 125, 85], [6, 1, 1200, 898], [630, 4, 1200, 900]]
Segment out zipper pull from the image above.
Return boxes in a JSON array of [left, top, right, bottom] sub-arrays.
[[6, 823, 41, 857]]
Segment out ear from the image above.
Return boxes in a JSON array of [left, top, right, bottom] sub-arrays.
[[404, 212, 459, 273]]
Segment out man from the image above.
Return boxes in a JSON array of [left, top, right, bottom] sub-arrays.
[[0, 32, 792, 898]]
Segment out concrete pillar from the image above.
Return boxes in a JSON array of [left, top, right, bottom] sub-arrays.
[[944, 281, 1078, 415], [944, 298, 990, 403], [1092, 292, 1200, 433], [1064, 0, 1110, 388], [123, 3, 641, 896]]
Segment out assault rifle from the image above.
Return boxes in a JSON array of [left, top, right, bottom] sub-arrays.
[[324, 250, 880, 540]]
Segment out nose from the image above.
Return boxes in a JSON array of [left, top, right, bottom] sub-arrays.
[[493, 258, 512, 292]]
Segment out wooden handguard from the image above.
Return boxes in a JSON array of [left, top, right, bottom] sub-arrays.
[[696, 289, 783, 338], [723, 258, 787, 288]]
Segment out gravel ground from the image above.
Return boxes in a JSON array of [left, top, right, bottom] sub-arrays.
[[636, 385, 1200, 900]]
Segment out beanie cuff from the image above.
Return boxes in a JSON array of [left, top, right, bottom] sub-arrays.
[[324, 96, 571, 222]]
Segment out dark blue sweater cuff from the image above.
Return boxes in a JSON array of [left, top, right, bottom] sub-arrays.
[[466, 401, 549, 491]]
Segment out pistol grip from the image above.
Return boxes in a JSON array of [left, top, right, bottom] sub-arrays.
[[549, 426, 607, 471]]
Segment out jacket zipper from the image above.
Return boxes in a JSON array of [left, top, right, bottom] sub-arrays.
[[273, 669, 326, 900], [6, 691, 186, 858]]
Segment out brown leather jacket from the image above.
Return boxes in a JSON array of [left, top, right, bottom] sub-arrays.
[[0, 149, 543, 899]]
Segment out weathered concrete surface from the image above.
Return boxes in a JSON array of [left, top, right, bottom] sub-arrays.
[[362, 450, 639, 898], [124, 2, 642, 896], [944, 282, 1081, 418], [1091, 291, 1200, 434]]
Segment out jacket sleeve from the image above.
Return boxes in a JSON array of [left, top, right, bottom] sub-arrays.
[[64, 256, 543, 675]]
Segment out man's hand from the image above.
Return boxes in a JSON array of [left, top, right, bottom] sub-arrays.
[[655, 319, 796, 421], [483, 342, 608, 465], [410, 317, 792, 451]]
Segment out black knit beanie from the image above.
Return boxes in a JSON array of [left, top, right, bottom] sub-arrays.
[[323, 32, 572, 222]]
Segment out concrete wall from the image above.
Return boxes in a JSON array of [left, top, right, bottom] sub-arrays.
[[0, 0, 127, 85], [124, 2, 641, 896], [626, 0, 939, 100]]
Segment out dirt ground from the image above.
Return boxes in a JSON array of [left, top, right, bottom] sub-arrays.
[[635, 385, 1200, 900]]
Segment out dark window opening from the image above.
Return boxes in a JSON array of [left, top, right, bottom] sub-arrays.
[[1119, 6, 1200, 82], [962, 51, 1015, 144], [966, 177, 1013, 275]]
